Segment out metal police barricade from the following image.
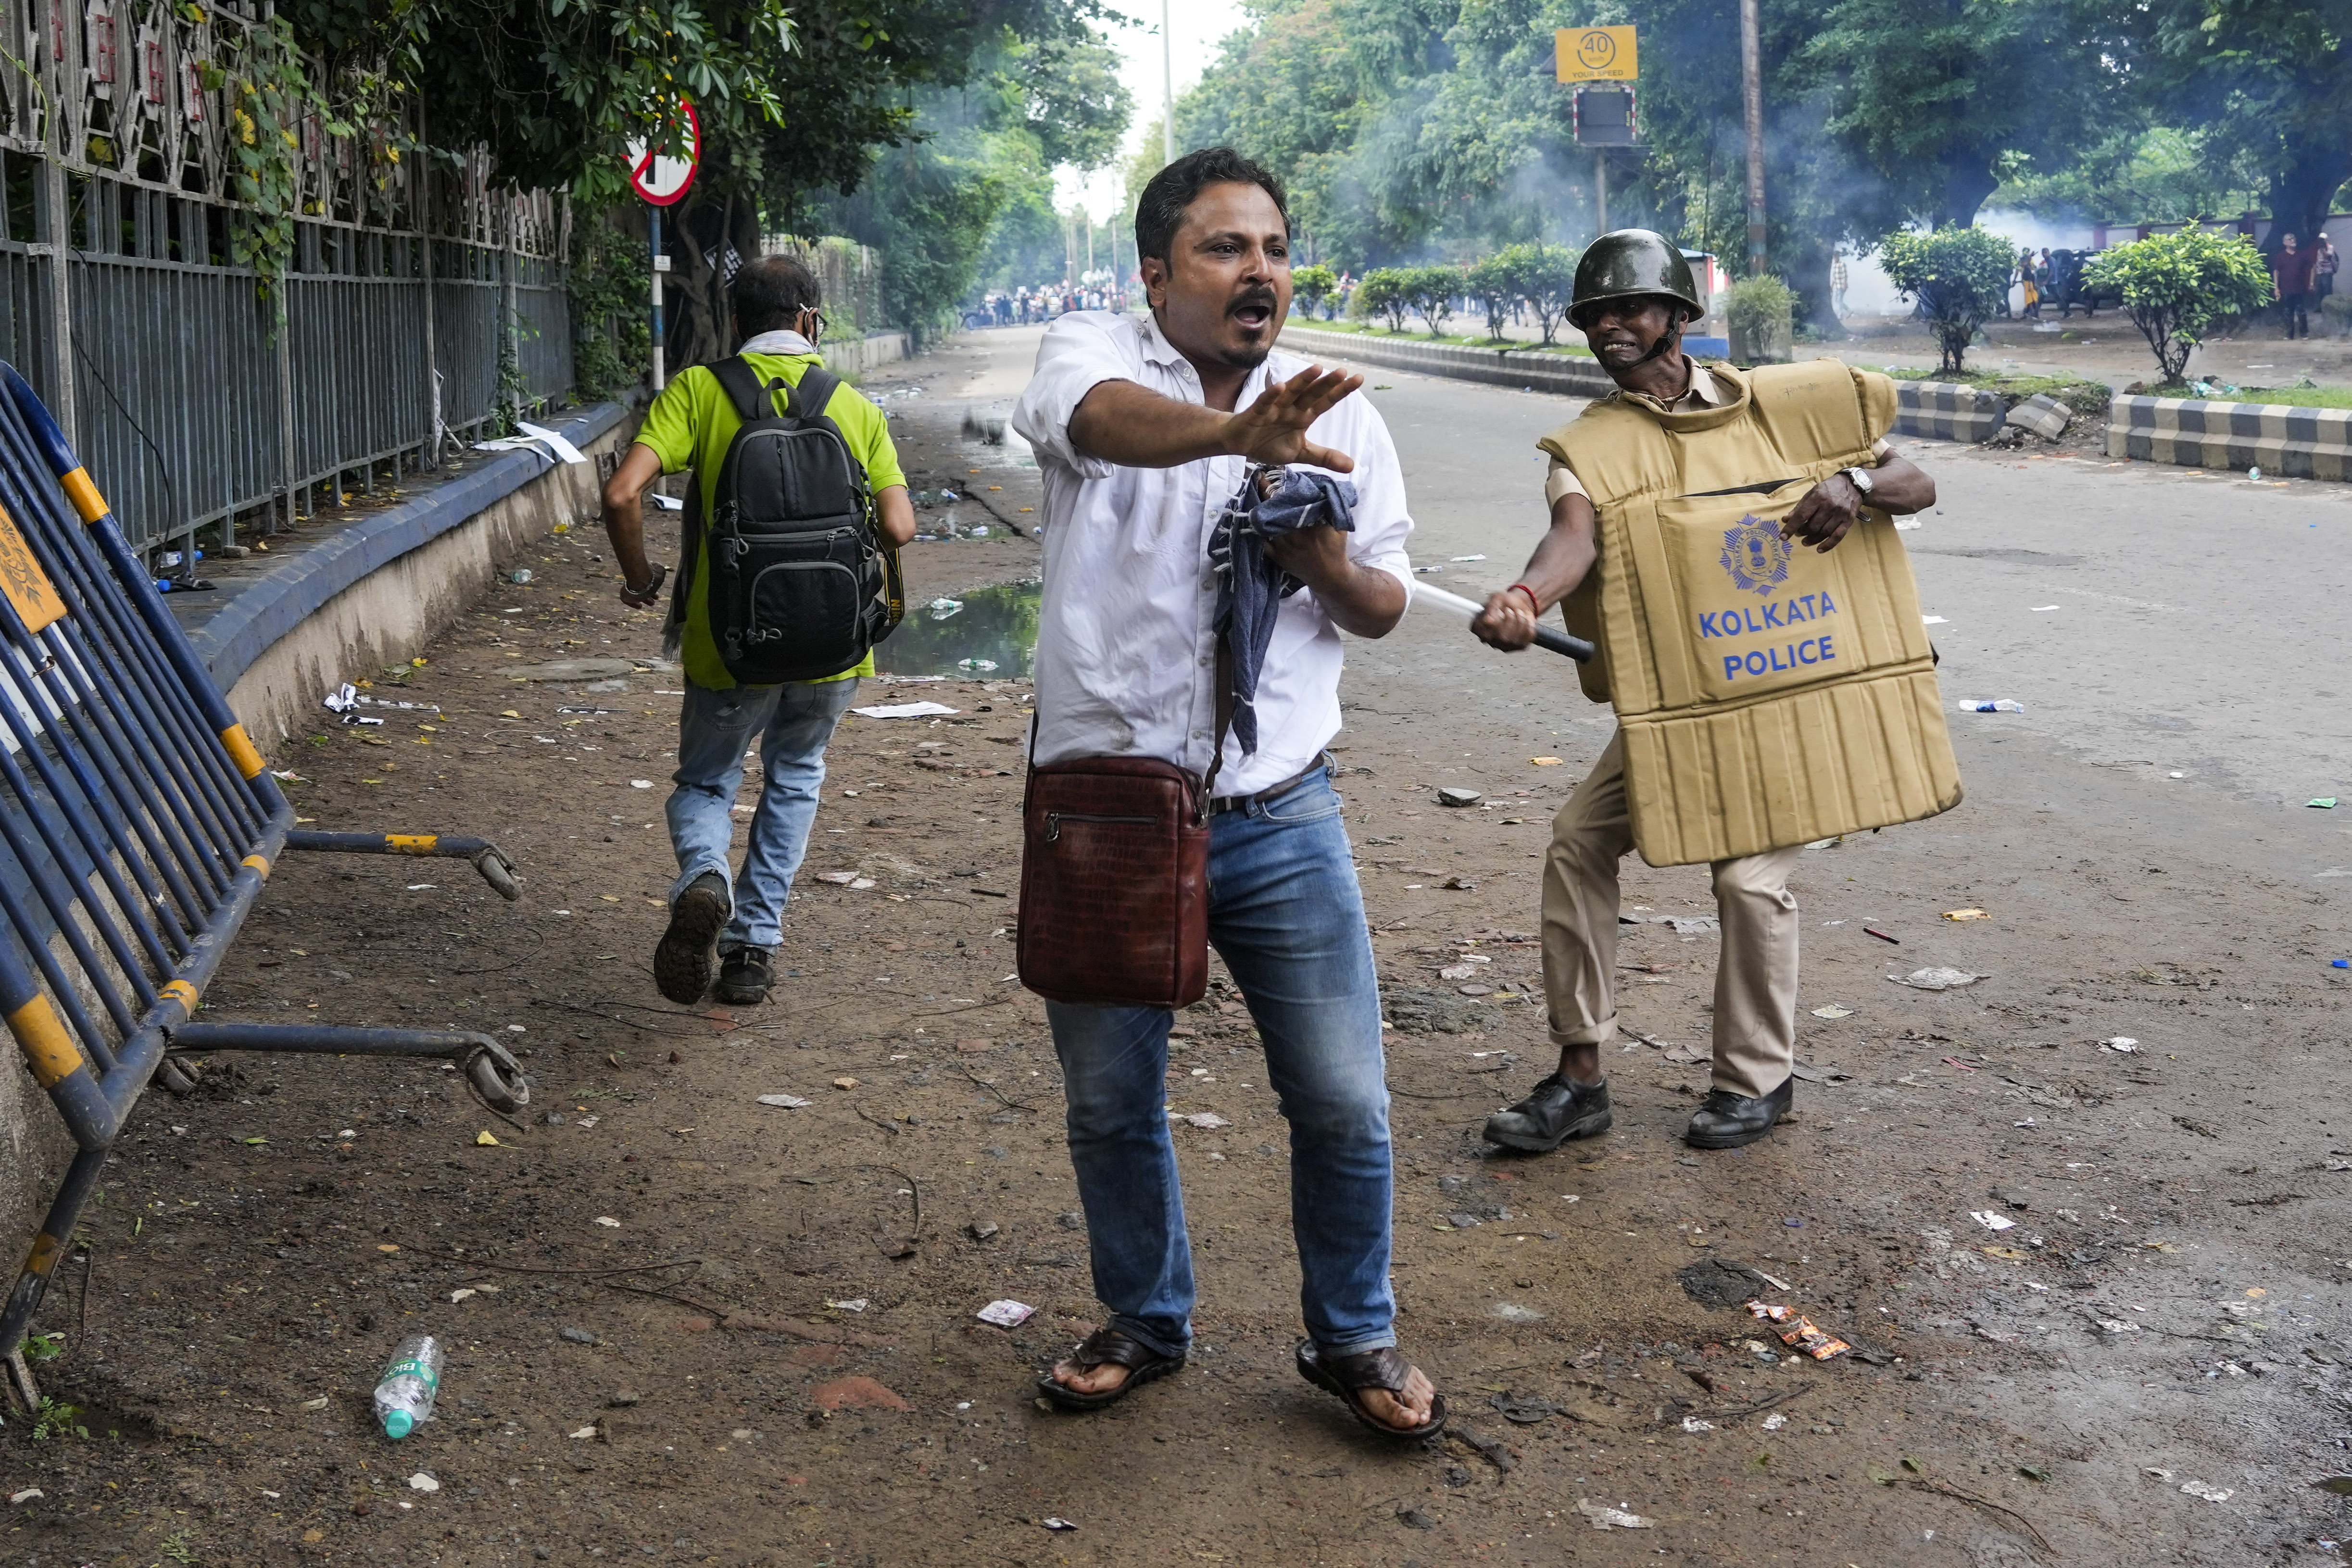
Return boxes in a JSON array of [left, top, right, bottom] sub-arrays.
[[0, 363, 529, 1406]]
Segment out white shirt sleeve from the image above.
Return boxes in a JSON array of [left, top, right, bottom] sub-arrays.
[[1331, 396, 1415, 599], [1011, 314, 1137, 481]]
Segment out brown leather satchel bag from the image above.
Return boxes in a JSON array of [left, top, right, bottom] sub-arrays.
[[1016, 755, 1210, 1010]]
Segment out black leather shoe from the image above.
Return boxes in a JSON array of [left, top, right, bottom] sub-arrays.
[[1482, 1073, 1612, 1152], [1684, 1076, 1794, 1149]]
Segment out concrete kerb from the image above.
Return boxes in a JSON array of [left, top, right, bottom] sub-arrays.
[[1281, 326, 1619, 399], [1283, 327, 2026, 449], [2107, 395, 2352, 481], [177, 402, 631, 745]]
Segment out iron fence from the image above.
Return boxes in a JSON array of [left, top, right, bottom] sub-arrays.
[[0, 2, 574, 559]]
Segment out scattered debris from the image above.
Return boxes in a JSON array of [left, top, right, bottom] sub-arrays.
[[10, 1488, 43, 1504], [755, 1093, 812, 1109], [2100, 1037, 2140, 1053], [975, 1299, 1035, 1329], [811, 1376, 912, 1413], [826, 1298, 869, 1313], [1941, 908, 1989, 921], [2310, 798, 2338, 810], [850, 701, 960, 719], [1809, 1004, 1854, 1019], [1895, 967, 1979, 990], [1970, 1210, 2019, 1231], [1041, 1517, 1078, 1532], [1957, 699, 2025, 713], [408, 1474, 440, 1492], [1864, 926, 1900, 944], [1576, 1499, 1654, 1530], [928, 598, 965, 619], [1489, 1391, 1557, 1424], [1681, 1416, 1716, 1432], [1761, 1413, 1788, 1432], [1456, 1426, 1517, 1472], [2173, 1114, 2221, 1139], [2179, 1480, 2234, 1504], [1438, 787, 1484, 808]]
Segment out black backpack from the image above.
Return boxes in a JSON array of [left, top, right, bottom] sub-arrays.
[[679, 356, 904, 684]]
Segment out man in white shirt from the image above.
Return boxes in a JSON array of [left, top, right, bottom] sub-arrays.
[[1011, 147, 1443, 1441]]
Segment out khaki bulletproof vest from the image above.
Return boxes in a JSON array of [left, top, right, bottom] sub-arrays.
[[1538, 361, 1962, 866]]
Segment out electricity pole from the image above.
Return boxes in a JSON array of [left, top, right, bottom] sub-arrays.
[[1739, 0, 1767, 277], [1162, 0, 1177, 163]]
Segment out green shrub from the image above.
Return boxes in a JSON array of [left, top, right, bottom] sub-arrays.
[[1291, 263, 1336, 321], [1877, 226, 2014, 374], [2083, 230, 2276, 382], [1725, 275, 1798, 365], [1494, 241, 1578, 345], [1351, 267, 1414, 333], [1464, 253, 1516, 339], [1405, 264, 1460, 337]]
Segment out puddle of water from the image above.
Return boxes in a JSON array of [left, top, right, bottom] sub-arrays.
[[876, 579, 1041, 679]]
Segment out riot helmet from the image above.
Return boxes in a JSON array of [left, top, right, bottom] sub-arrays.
[[1568, 229, 1706, 329]]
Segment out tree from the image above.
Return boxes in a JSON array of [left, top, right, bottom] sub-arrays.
[[1798, 0, 2126, 227], [2083, 229, 2274, 383], [2133, 0, 2352, 254], [1292, 264, 1339, 320], [1465, 253, 1516, 340], [1406, 265, 1460, 337], [1878, 225, 2017, 374], [1495, 242, 1577, 348], [1352, 268, 1414, 333]]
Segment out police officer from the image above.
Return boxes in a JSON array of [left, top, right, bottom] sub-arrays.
[[1470, 231, 1940, 1152]]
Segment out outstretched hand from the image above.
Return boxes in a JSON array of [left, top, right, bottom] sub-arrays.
[[1780, 472, 1864, 552], [1224, 365, 1363, 471]]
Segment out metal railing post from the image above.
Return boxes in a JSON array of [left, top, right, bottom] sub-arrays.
[[38, 156, 75, 448], [503, 193, 520, 422]]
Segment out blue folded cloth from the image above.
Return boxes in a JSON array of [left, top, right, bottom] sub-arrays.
[[1208, 465, 1357, 758]]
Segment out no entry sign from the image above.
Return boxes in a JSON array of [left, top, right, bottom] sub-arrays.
[[627, 99, 701, 207]]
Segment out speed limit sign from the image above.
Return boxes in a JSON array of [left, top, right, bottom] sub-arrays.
[[627, 98, 701, 206]]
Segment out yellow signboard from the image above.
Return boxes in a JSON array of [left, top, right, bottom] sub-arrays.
[[1557, 25, 1637, 83], [0, 500, 64, 633]]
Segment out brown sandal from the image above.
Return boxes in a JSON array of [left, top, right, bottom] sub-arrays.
[[1037, 1328, 1186, 1411], [1294, 1341, 1449, 1442]]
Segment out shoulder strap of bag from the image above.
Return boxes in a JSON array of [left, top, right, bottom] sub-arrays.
[[707, 355, 771, 424], [790, 365, 842, 423]]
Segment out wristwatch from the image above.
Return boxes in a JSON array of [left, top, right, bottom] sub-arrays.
[[1839, 465, 1875, 494]]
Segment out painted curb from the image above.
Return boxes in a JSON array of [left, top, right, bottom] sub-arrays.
[[1280, 326, 1620, 399], [176, 401, 628, 690], [1893, 380, 2011, 442], [2106, 396, 2352, 480]]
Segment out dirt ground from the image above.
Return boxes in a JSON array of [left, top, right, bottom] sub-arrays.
[[8, 334, 2352, 1568]]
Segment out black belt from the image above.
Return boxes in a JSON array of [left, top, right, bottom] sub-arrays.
[[1207, 753, 1333, 815]]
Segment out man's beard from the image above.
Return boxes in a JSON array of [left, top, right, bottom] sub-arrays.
[[1212, 338, 1275, 371]]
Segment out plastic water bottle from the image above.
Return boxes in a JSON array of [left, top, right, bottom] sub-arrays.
[[373, 1334, 445, 1439]]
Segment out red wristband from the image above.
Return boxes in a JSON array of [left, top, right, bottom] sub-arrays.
[[1509, 583, 1542, 614]]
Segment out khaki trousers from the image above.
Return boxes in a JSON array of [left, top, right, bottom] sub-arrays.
[[1540, 731, 1801, 1099]]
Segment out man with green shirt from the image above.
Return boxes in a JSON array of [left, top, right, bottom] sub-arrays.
[[600, 254, 916, 1006]]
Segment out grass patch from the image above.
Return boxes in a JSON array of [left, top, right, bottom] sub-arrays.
[[1878, 366, 2112, 415], [1284, 320, 1595, 358], [2143, 382, 2352, 409]]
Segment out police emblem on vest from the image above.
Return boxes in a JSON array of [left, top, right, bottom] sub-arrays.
[[1720, 515, 1790, 597]]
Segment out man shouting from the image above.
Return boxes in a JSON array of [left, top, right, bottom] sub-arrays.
[[1011, 148, 1444, 1440]]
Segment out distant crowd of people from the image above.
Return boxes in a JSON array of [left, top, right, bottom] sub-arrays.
[[979, 283, 1131, 326]]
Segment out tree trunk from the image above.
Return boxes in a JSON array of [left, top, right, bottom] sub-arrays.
[[1934, 155, 2001, 230], [1783, 223, 1837, 337], [2267, 136, 2352, 249]]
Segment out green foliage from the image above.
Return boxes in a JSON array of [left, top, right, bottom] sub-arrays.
[[2133, 0, 2352, 245], [31, 1397, 86, 1443], [1404, 265, 1460, 336], [1992, 127, 2267, 225], [568, 209, 652, 401], [832, 144, 1015, 349], [2083, 229, 2275, 382], [1292, 264, 1338, 320], [1351, 268, 1414, 334], [160, 1529, 200, 1565], [1798, 0, 2126, 227], [1464, 253, 1515, 339], [1725, 275, 1799, 363], [1878, 226, 2017, 373], [18, 1331, 63, 1366], [1494, 241, 1578, 347]]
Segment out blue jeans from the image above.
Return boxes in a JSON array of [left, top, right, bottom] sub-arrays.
[[1046, 768, 1394, 1361], [665, 677, 859, 951]]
